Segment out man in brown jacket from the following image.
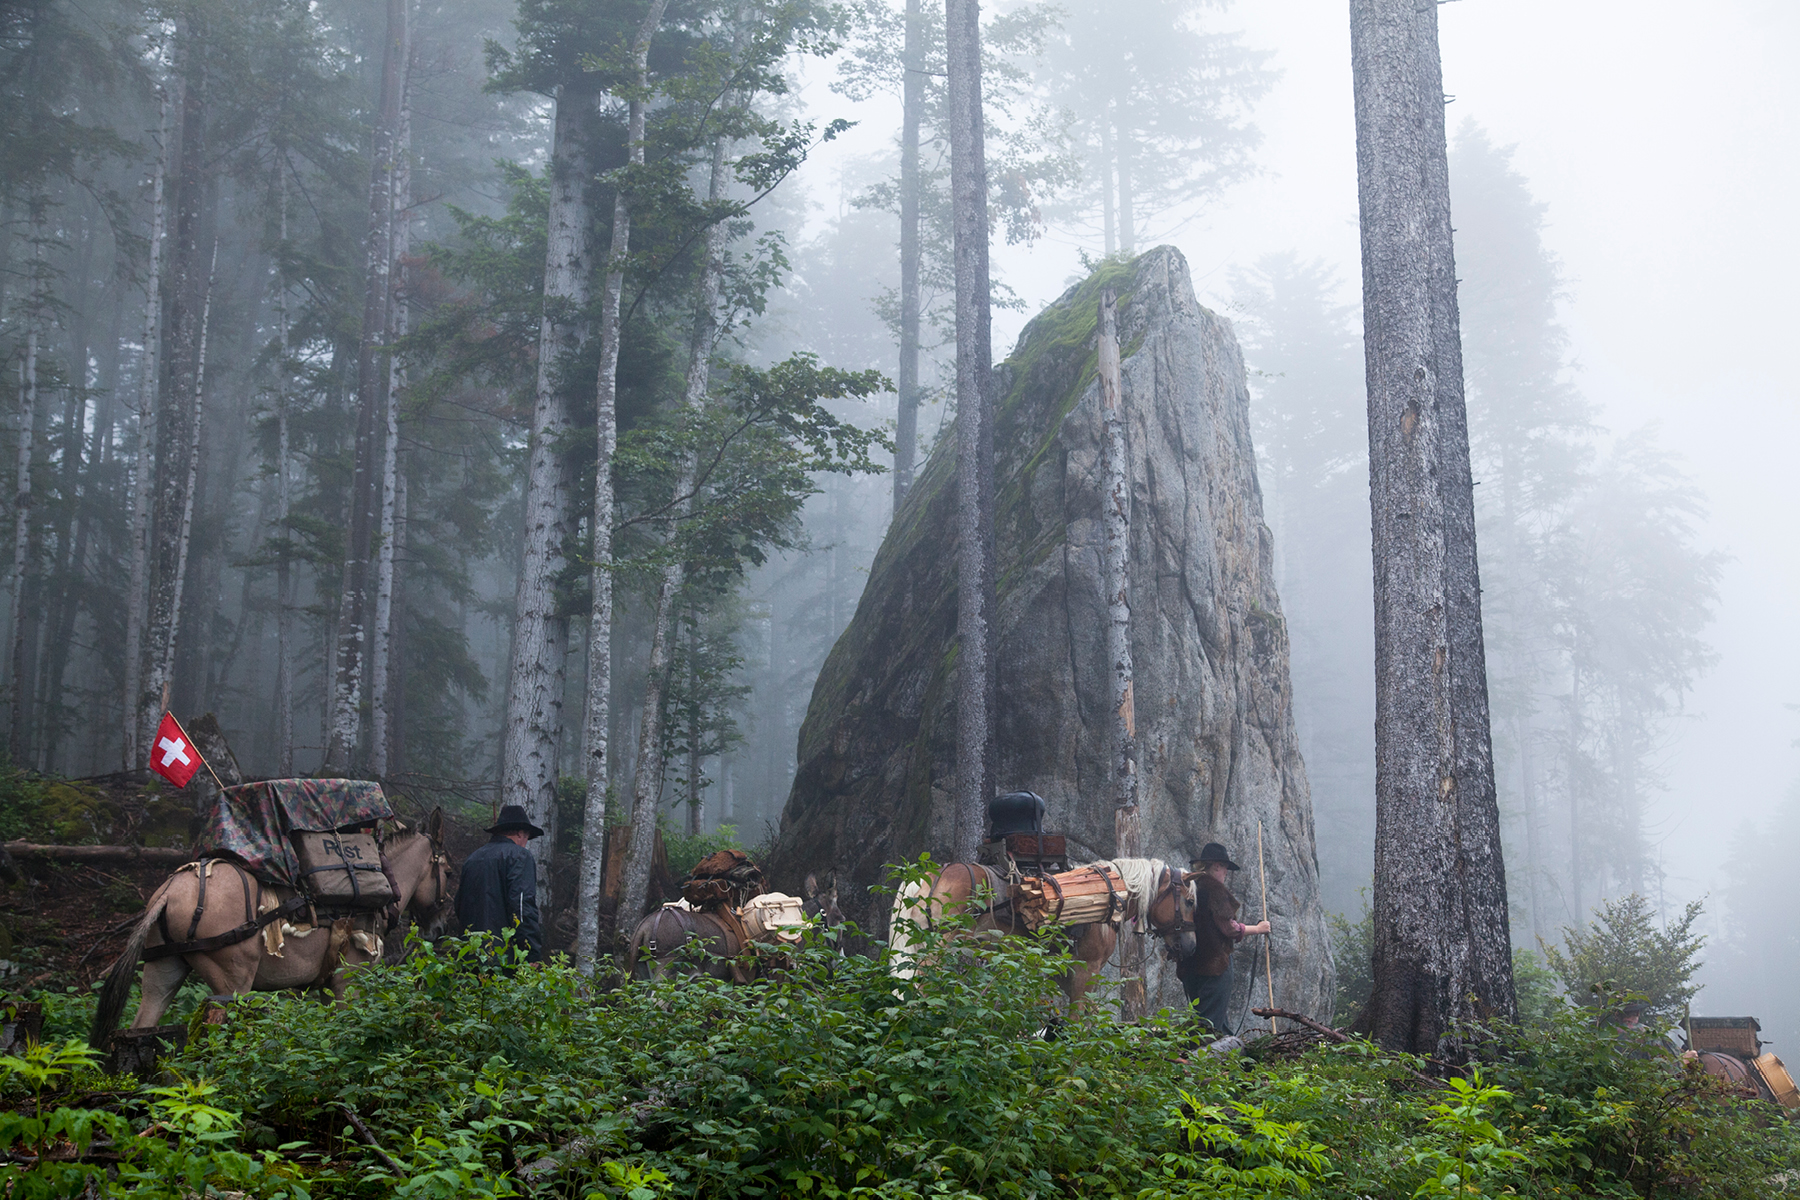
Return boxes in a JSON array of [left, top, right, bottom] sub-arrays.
[[1175, 842, 1270, 1034]]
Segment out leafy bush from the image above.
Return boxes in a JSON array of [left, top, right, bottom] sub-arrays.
[[1543, 893, 1705, 1020], [4, 861, 1793, 1198]]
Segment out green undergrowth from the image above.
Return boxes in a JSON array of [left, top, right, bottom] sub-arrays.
[[4, 867, 1797, 1197]]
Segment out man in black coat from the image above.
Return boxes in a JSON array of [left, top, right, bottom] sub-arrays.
[[455, 805, 545, 963], [1175, 842, 1271, 1034]]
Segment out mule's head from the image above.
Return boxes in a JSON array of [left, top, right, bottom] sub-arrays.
[[1147, 866, 1201, 961], [803, 872, 845, 934], [404, 807, 456, 940]]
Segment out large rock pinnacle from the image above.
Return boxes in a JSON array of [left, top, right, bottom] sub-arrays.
[[770, 247, 1335, 1022]]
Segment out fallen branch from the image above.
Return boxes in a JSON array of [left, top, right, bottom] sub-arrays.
[[340, 1105, 406, 1178], [3, 842, 193, 866], [1250, 1007, 1446, 1087], [1253, 1007, 1350, 1043]]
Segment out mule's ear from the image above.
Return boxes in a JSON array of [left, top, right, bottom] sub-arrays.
[[1180, 870, 1206, 883], [428, 807, 444, 842], [804, 873, 819, 900]]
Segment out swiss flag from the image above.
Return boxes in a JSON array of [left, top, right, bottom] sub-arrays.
[[149, 712, 203, 788]]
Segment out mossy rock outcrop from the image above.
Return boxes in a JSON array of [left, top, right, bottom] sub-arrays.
[[768, 247, 1333, 1022]]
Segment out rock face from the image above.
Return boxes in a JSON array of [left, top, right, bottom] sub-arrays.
[[768, 247, 1335, 1022]]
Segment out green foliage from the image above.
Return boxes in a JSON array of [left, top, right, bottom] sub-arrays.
[[661, 820, 742, 881], [0, 763, 116, 843], [1326, 894, 1373, 1028], [1543, 893, 1706, 1021], [8, 862, 1792, 1198], [1512, 948, 1564, 1030]]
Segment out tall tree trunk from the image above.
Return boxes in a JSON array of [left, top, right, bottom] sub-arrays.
[[8, 209, 44, 761], [144, 238, 216, 773], [1099, 289, 1143, 1018], [578, 0, 668, 971], [274, 162, 294, 775], [685, 615, 701, 835], [1099, 110, 1115, 257], [946, 0, 995, 863], [893, 0, 924, 514], [370, 56, 412, 781], [501, 74, 596, 906], [1350, 0, 1515, 1055], [619, 131, 728, 929], [139, 23, 214, 755], [1116, 125, 1135, 255], [124, 81, 171, 770], [325, 0, 407, 772], [388, 471, 408, 774], [1566, 648, 1583, 924]]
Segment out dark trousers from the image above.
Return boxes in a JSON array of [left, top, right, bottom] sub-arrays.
[[1181, 962, 1234, 1034]]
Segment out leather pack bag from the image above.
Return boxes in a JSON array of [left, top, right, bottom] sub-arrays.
[[293, 831, 395, 907]]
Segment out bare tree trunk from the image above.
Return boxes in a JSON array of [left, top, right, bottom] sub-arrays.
[[122, 78, 170, 771], [946, 0, 995, 864], [325, 0, 407, 772], [686, 617, 702, 836], [1098, 288, 1143, 1018], [1350, 0, 1515, 1055], [1116, 124, 1135, 255], [8, 210, 44, 761], [501, 74, 596, 907], [1099, 110, 1115, 257], [274, 162, 294, 776], [144, 240, 217, 758], [370, 58, 412, 781], [619, 131, 729, 928], [893, 0, 924, 514], [140, 26, 213, 753], [577, 0, 669, 971]]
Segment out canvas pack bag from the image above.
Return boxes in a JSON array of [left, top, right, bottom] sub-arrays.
[[293, 831, 395, 907]]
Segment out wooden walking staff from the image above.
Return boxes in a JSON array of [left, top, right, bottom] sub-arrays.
[[1258, 821, 1277, 1034]]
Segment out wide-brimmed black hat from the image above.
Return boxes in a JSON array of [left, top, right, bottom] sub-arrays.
[[1193, 842, 1241, 871], [487, 804, 545, 839]]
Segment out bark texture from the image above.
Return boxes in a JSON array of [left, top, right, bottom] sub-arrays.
[[1349, 0, 1515, 1054], [618, 132, 729, 931], [1098, 287, 1144, 1019], [326, 0, 407, 772], [122, 82, 169, 770], [576, 0, 668, 971], [501, 80, 596, 898], [946, 0, 995, 864], [370, 61, 412, 780], [768, 248, 1333, 1021]]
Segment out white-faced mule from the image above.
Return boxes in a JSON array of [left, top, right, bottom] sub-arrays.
[[90, 809, 454, 1047]]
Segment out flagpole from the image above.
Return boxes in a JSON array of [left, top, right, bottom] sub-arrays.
[[165, 712, 230, 794], [1258, 820, 1277, 1034]]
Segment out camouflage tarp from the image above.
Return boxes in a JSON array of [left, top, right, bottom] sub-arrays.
[[196, 778, 393, 886]]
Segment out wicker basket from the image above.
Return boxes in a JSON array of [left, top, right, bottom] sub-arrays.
[[1014, 864, 1127, 929]]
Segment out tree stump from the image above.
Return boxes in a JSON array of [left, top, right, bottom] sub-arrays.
[[107, 1024, 187, 1078]]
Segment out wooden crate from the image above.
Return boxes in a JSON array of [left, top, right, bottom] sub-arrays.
[[1015, 864, 1127, 929], [1689, 1016, 1761, 1058]]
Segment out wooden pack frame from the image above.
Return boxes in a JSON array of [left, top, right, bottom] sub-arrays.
[[1013, 864, 1126, 930]]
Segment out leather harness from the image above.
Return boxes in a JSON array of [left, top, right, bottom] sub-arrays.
[[145, 859, 309, 961]]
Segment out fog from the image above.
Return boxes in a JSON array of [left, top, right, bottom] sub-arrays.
[[2, 0, 1792, 1042], [778, 0, 1798, 1039]]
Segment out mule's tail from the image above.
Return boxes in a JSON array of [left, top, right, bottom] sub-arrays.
[[90, 886, 169, 1050]]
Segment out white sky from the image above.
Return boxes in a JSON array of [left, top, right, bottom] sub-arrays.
[[795, 0, 1800, 907]]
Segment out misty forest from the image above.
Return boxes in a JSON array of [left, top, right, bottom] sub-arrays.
[[0, 0, 1795, 1195]]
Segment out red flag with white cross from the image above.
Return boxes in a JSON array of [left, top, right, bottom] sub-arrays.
[[149, 711, 204, 788]]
